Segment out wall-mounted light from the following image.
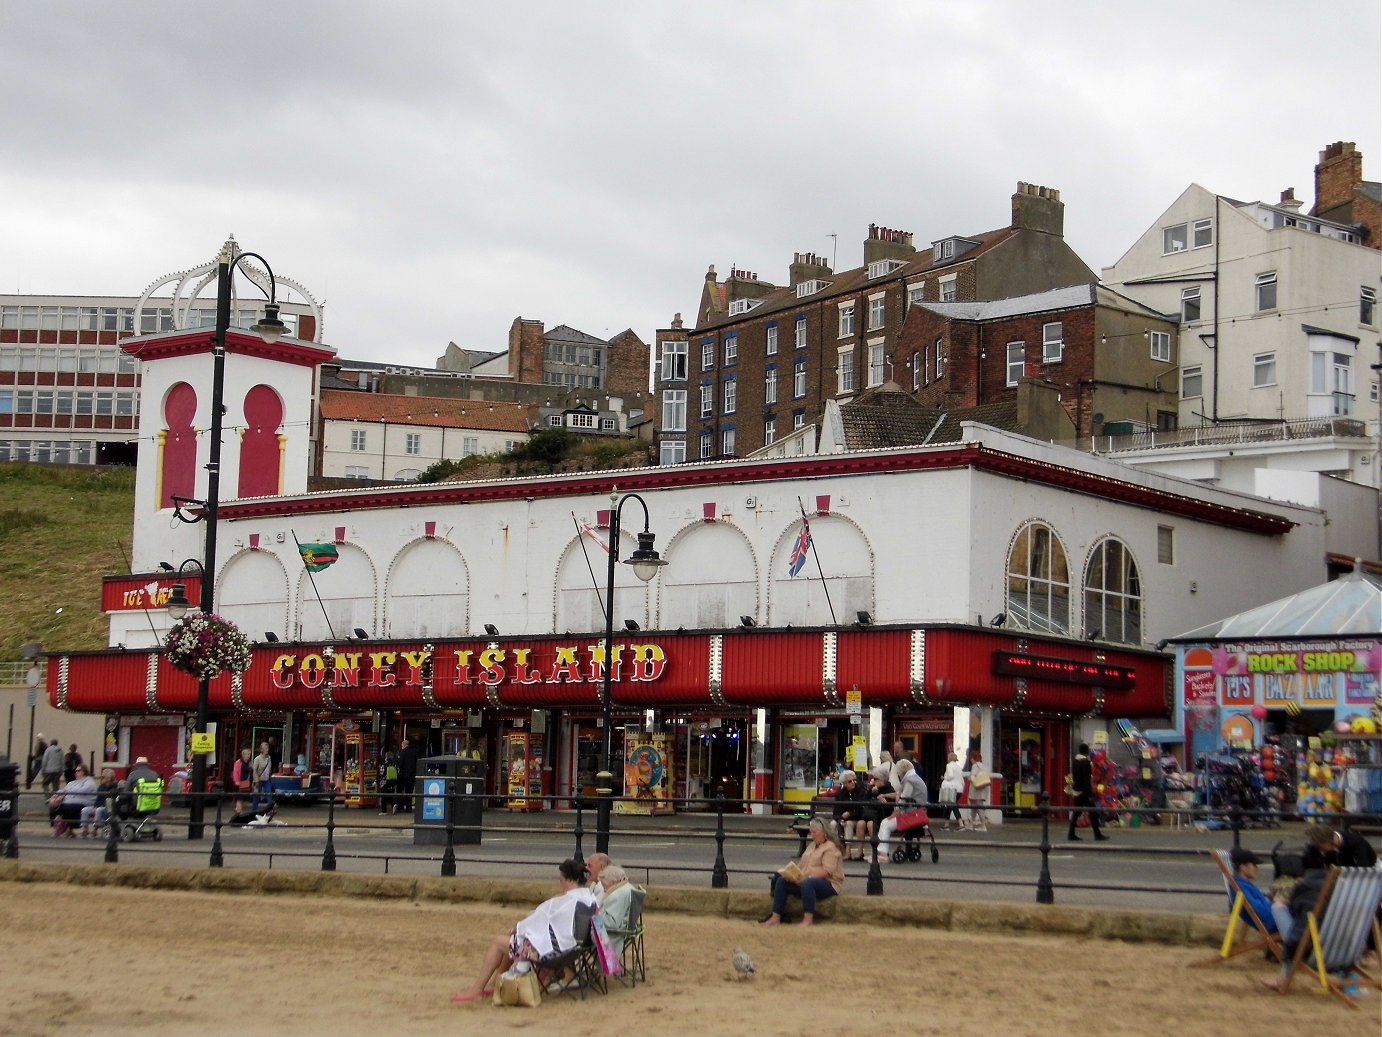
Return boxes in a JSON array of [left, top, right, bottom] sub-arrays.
[[624, 619, 640, 631], [264, 631, 280, 643], [740, 616, 756, 628], [856, 611, 873, 626], [989, 612, 1006, 627], [353, 627, 369, 639], [484, 623, 500, 636]]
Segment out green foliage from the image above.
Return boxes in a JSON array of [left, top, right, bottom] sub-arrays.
[[0, 463, 134, 660], [414, 457, 469, 484], [519, 428, 571, 469]]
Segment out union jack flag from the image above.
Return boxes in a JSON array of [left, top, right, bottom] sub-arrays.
[[788, 517, 812, 577]]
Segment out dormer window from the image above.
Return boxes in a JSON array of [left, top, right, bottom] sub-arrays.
[[933, 239, 955, 262], [796, 279, 831, 298], [728, 298, 760, 316], [867, 259, 905, 279]]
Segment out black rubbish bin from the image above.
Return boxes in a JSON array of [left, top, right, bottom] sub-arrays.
[[0, 756, 19, 846], [413, 756, 485, 846]]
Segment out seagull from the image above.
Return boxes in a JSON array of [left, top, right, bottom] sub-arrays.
[[731, 948, 755, 979]]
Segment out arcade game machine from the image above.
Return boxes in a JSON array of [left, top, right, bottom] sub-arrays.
[[343, 731, 378, 808], [502, 730, 546, 811]]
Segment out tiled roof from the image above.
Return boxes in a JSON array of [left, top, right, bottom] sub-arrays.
[[839, 385, 945, 450], [839, 387, 1024, 450], [320, 390, 531, 433], [697, 228, 1015, 332]]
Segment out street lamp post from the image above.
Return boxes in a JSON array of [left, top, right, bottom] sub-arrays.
[[169, 244, 289, 840], [595, 489, 666, 856]]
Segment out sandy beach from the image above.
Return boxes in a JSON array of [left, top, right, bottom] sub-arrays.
[[1, 878, 1362, 1037]]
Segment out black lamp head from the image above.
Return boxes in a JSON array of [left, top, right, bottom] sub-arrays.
[[264, 631, 280, 643], [740, 616, 756, 628], [856, 610, 873, 626], [484, 623, 500, 637], [624, 619, 640, 631], [989, 612, 1006, 627]]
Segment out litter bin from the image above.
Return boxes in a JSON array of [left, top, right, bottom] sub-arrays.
[[0, 756, 18, 845], [413, 756, 485, 846]]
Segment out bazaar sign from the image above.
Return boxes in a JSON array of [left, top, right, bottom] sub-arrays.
[[1180, 640, 1380, 709], [267, 642, 669, 691]]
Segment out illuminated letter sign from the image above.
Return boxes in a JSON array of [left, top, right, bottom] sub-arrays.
[[992, 652, 1136, 690]]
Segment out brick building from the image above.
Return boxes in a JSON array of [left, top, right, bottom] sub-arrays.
[[654, 183, 1097, 463], [1312, 141, 1382, 250]]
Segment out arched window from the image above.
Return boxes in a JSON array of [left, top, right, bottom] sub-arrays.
[[1006, 522, 1070, 635], [1084, 538, 1142, 644]]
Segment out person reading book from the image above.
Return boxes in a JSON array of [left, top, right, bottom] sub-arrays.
[[761, 816, 845, 927]]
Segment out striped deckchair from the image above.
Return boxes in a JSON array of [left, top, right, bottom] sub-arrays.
[[1278, 865, 1382, 1009], [1193, 848, 1284, 967]]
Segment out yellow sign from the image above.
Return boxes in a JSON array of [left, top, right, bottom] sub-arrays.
[[846, 687, 862, 716], [851, 736, 868, 770], [1092, 729, 1108, 747], [190, 732, 215, 754]]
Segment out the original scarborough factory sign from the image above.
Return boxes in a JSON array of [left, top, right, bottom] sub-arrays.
[[1180, 640, 1380, 709]]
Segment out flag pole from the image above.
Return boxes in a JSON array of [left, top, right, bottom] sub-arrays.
[[292, 531, 338, 640], [798, 496, 838, 626], [572, 512, 607, 623]]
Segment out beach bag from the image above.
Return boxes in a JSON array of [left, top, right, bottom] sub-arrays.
[[894, 807, 930, 833], [938, 786, 957, 804], [970, 769, 991, 790], [591, 911, 623, 976], [493, 967, 541, 1008]]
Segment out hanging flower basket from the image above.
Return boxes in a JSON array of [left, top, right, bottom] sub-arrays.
[[163, 612, 253, 681]]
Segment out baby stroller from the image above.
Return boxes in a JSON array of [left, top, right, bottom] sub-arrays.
[[891, 805, 940, 863], [111, 777, 165, 842]]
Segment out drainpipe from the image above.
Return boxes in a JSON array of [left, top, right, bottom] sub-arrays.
[[1211, 195, 1221, 422]]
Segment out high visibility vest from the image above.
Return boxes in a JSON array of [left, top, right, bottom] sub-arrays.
[[134, 777, 164, 813]]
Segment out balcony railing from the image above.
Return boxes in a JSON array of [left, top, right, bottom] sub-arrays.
[[1094, 416, 1371, 455]]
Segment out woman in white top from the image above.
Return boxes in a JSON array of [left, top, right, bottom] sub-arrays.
[[963, 755, 992, 832], [451, 858, 597, 1003], [939, 752, 966, 830]]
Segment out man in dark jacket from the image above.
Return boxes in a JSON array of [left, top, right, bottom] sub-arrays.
[[397, 736, 419, 812], [1067, 743, 1109, 841]]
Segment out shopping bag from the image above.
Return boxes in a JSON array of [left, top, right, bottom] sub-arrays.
[[894, 807, 930, 833], [493, 967, 542, 1007], [591, 911, 623, 976]]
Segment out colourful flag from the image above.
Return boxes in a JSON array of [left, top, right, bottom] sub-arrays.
[[298, 543, 339, 573], [788, 518, 812, 577]]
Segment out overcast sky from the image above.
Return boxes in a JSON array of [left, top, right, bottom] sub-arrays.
[[2, 2, 1377, 368]]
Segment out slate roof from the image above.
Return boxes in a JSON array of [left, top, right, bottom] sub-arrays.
[[544, 324, 607, 345], [319, 390, 531, 433], [697, 228, 1015, 332], [1171, 567, 1382, 640]]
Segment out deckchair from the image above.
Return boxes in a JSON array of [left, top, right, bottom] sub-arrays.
[[1192, 849, 1284, 967], [542, 901, 605, 1000], [1277, 865, 1382, 1010], [607, 885, 646, 987]]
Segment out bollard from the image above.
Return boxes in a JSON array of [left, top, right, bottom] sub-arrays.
[[0, 765, 18, 859], [210, 794, 225, 868], [1036, 792, 1054, 904], [711, 789, 728, 888], [595, 770, 614, 856], [1229, 803, 1242, 850], [441, 782, 457, 877], [866, 825, 883, 896], [104, 793, 120, 864], [571, 796, 585, 869], [321, 791, 337, 872]]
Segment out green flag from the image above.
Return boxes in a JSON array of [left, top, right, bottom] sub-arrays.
[[298, 543, 339, 573]]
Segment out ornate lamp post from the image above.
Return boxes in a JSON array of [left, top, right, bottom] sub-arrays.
[[169, 244, 290, 839], [595, 489, 666, 855]]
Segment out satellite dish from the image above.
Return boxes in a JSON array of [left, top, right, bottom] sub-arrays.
[[1091, 412, 1105, 426]]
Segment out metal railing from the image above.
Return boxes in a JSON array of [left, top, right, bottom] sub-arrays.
[[6, 786, 1376, 909], [1094, 416, 1371, 454]]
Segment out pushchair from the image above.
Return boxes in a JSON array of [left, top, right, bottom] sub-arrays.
[[890, 805, 940, 863], [107, 777, 165, 842]]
